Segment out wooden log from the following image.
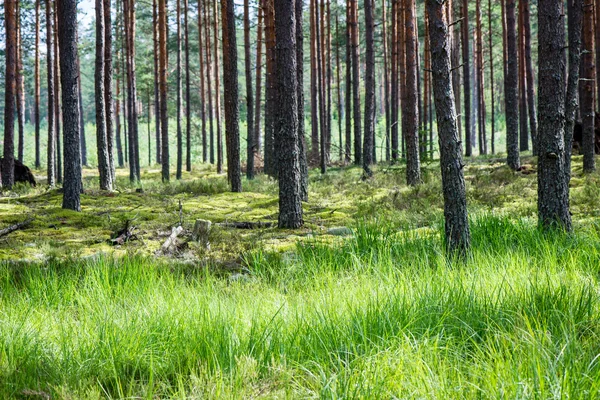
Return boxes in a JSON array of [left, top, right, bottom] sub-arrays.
[[0, 218, 32, 238]]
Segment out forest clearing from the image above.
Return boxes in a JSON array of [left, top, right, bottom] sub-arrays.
[[2, 0, 600, 397]]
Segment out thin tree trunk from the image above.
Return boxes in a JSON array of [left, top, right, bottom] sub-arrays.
[[221, 0, 242, 191], [244, 0, 255, 179], [176, 0, 183, 179], [96, 0, 112, 190], [153, 0, 162, 164], [488, 0, 495, 154], [315, 0, 327, 173], [537, 0, 571, 230], [254, 1, 264, 158], [104, 0, 115, 185], [213, 0, 224, 174], [363, 0, 375, 176], [35, 0, 41, 169], [382, 0, 390, 162], [46, 0, 56, 187], [522, 0, 537, 154], [582, 0, 596, 172], [78, 58, 87, 166], [461, 0, 472, 156], [297, 0, 309, 200], [57, 0, 83, 210], [565, 0, 582, 176], [345, 0, 352, 163], [184, 0, 192, 172], [518, 1, 528, 152], [426, 0, 470, 254], [3, 0, 17, 187], [204, 0, 215, 165], [16, 0, 25, 164], [351, 0, 361, 164], [505, 0, 521, 170], [159, 0, 170, 181], [336, 13, 345, 162], [476, 0, 487, 155], [54, 7, 62, 184], [198, 0, 207, 163], [391, 0, 398, 160], [404, 0, 420, 184], [310, 0, 320, 165]]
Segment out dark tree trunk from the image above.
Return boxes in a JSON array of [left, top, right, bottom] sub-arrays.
[[116, 0, 124, 168], [35, 0, 41, 169], [488, 0, 495, 154], [54, 8, 63, 184], [581, 0, 596, 172], [204, 0, 215, 165], [565, 0, 582, 176], [78, 60, 87, 166], [537, 0, 571, 230], [362, 0, 375, 176], [177, 0, 183, 179], [46, 0, 56, 187], [460, 0, 472, 156], [315, 0, 327, 173], [275, 0, 303, 229], [95, 0, 113, 190], [382, 1, 390, 162], [404, 0, 421, 185], [16, 1, 25, 164], [426, 0, 470, 254], [57, 0, 83, 210], [264, 0, 277, 175], [3, 0, 17, 188], [522, 0, 537, 154], [159, 0, 170, 181], [476, 0, 487, 155], [254, 1, 264, 158], [124, 0, 140, 182], [244, 0, 255, 179], [104, 0, 115, 185], [504, 0, 520, 170], [213, 0, 224, 174], [310, 0, 320, 165], [390, 0, 398, 160], [344, 0, 352, 163], [518, 3, 528, 152], [221, 0, 242, 192]]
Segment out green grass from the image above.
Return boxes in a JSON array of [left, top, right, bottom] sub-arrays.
[[2, 140, 600, 398]]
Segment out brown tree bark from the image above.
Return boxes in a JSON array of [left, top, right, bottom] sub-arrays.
[[54, 7, 62, 184], [153, 0, 162, 164], [426, 0, 470, 254], [460, 0, 472, 156], [46, 0, 56, 187], [404, 0, 421, 184], [16, 0, 25, 164], [57, 0, 83, 210], [198, 0, 207, 163], [124, 0, 140, 181], [390, 0, 398, 160], [3, 0, 17, 188], [310, 0, 320, 165], [184, 0, 192, 172], [254, 1, 264, 158], [204, 0, 215, 164], [363, 0, 375, 176], [582, 1, 596, 172], [315, 0, 327, 173], [213, 0, 224, 174], [221, 0, 242, 191], [244, 0, 255, 179], [176, 0, 183, 180], [351, 0, 361, 164], [522, 0, 537, 154], [35, 0, 42, 169], [296, 0, 309, 200], [537, 0, 571, 230], [518, 1, 528, 152], [488, 0, 495, 154], [159, 0, 170, 181], [264, 0, 276, 175], [382, 0, 390, 161], [345, 0, 352, 163], [275, 0, 303, 229], [104, 0, 115, 185], [476, 0, 487, 155], [565, 0, 582, 175]]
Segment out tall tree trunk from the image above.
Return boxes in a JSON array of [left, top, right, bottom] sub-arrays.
[[184, 0, 191, 172], [264, 0, 277, 175], [35, 0, 42, 169], [78, 55, 87, 166], [390, 0, 398, 160], [325, 0, 332, 162], [244, 0, 255, 179], [351, 0, 361, 164], [565, 0, 582, 176], [488, 0, 495, 154], [124, 0, 140, 182], [315, 0, 327, 173], [518, 2, 528, 152], [398, 1, 406, 158], [522, 0, 537, 154], [451, 0, 461, 154], [296, 0, 309, 200], [95, 0, 112, 190], [336, 13, 345, 162], [537, 0, 571, 230], [426, 0, 470, 254], [177, 0, 183, 179], [16, 0, 25, 164], [204, 0, 215, 165], [153, 0, 162, 164], [404, 0, 421, 184], [460, 0, 472, 156], [382, 0, 390, 162], [104, 0, 115, 185], [345, 0, 352, 163], [505, 0, 520, 170], [363, 0, 375, 176], [221, 0, 242, 191], [476, 0, 487, 155], [46, 0, 56, 187], [159, 0, 170, 181], [310, 0, 320, 165], [254, 1, 264, 158], [3, 0, 17, 188], [54, 7, 62, 184], [582, 0, 596, 172], [198, 0, 207, 163], [275, 0, 303, 229], [57, 0, 83, 210], [213, 0, 224, 174]]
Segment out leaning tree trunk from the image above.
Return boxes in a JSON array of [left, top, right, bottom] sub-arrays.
[[426, 0, 470, 254], [581, 0, 596, 172], [504, 0, 520, 170], [275, 0, 303, 229], [537, 0, 571, 230], [221, 0, 242, 192], [56, 0, 83, 211], [3, 0, 17, 188]]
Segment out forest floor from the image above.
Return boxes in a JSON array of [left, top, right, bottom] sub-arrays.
[[1, 156, 600, 398]]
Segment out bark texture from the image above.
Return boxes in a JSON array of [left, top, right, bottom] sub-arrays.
[[505, 0, 520, 170]]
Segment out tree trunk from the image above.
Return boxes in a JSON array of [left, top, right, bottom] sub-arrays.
[[2, 0, 17, 188], [351, 0, 361, 164], [184, 0, 192, 172], [426, 0, 470, 254], [213, 0, 224, 174], [221, 0, 242, 192], [522, 0, 537, 154], [476, 0, 487, 155], [275, 0, 303, 229], [363, 0, 375, 176], [244, 0, 255, 179], [382, 0, 390, 162], [198, 0, 207, 163], [296, 0, 309, 200], [254, 1, 264, 158], [264, 0, 277, 175], [504, 0, 520, 170], [57, 0, 83, 210], [518, 2, 528, 152], [460, 0, 472, 156], [16, 1, 25, 164], [46, 0, 56, 187], [310, 0, 320, 165], [488, 0, 495, 154], [153, 0, 162, 164], [35, 0, 41, 169], [104, 0, 115, 185], [177, 0, 183, 179], [204, 0, 215, 165], [78, 56, 87, 166], [582, 0, 596, 172], [404, 0, 421, 185], [315, 0, 327, 173], [124, 0, 140, 182], [95, 0, 112, 190], [537, 0, 571, 230], [54, 7, 63, 184], [565, 0, 582, 176], [345, 0, 352, 163], [391, 0, 398, 160], [159, 0, 170, 181]]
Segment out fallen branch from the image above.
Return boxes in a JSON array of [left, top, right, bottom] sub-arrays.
[[110, 220, 139, 245], [216, 221, 275, 229], [161, 225, 184, 253], [0, 218, 33, 238]]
